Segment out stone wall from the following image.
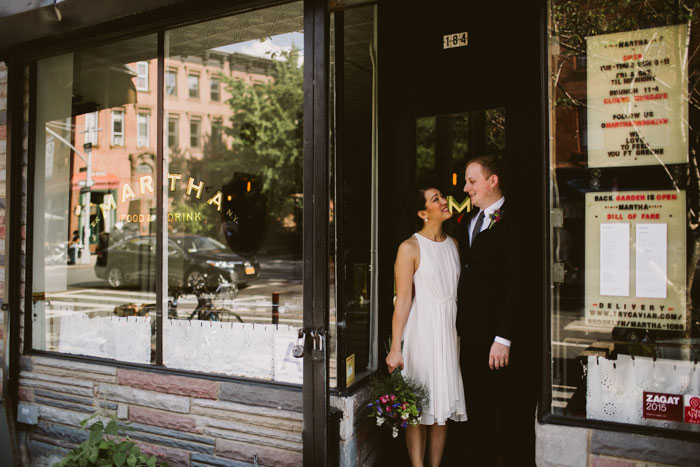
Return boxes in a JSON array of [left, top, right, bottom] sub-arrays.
[[536, 422, 700, 467], [17, 355, 303, 466]]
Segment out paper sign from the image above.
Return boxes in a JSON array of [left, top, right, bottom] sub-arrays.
[[585, 190, 686, 330], [684, 396, 700, 424], [636, 223, 667, 298], [586, 24, 689, 167], [643, 391, 683, 421], [600, 223, 630, 296]]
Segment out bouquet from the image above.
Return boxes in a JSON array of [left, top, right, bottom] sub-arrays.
[[368, 368, 430, 438]]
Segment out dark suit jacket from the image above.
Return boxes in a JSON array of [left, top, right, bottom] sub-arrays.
[[456, 203, 516, 346]]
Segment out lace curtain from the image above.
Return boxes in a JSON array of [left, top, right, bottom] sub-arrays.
[[57, 315, 151, 363], [164, 321, 303, 383], [587, 354, 700, 431]]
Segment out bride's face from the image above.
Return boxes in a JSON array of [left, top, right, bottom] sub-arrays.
[[421, 188, 451, 222]]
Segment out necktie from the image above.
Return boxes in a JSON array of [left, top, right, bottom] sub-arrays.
[[470, 210, 485, 247]]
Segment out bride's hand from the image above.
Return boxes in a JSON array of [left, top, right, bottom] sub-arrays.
[[386, 350, 404, 373]]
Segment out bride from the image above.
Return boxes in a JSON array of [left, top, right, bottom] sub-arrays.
[[386, 187, 467, 467]]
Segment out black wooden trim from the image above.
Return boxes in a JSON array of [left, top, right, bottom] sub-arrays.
[[539, 0, 553, 421], [0, 0, 292, 62], [6, 62, 27, 406], [26, 349, 303, 390], [303, 0, 330, 464], [23, 63, 37, 360], [332, 11, 347, 392], [155, 32, 165, 366], [540, 414, 700, 443]]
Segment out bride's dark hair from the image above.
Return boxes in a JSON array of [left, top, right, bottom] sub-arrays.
[[412, 186, 438, 231]]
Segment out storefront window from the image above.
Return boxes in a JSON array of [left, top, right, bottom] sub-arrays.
[[32, 35, 158, 363], [163, 2, 305, 382], [549, 0, 700, 431]]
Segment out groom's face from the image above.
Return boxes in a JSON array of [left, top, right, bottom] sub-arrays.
[[464, 162, 498, 209]]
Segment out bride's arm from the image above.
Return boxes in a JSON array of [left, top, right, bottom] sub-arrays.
[[386, 238, 418, 373]]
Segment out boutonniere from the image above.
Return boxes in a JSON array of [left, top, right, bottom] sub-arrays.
[[488, 209, 503, 229]]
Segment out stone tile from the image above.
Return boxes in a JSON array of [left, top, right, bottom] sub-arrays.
[[36, 420, 88, 445], [34, 397, 94, 414], [591, 429, 700, 467], [33, 356, 116, 375], [193, 407, 301, 432], [26, 439, 70, 466], [117, 369, 218, 399], [19, 370, 93, 388], [590, 455, 635, 467], [19, 355, 33, 372], [129, 421, 215, 445], [19, 378, 93, 398], [32, 364, 117, 383], [18, 386, 33, 402], [202, 426, 302, 452], [96, 383, 190, 413], [129, 406, 197, 433], [191, 452, 252, 467], [216, 438, 303, 467], [536, 423, 589, 467], [199, 416, 301, 442], [38, 405, 94, 427], [127, 430, 214, 455], [137, 441, 191, 467], [219, 381, 302, 412], [192, 398, 302, 421], [34, 388, 93, 406]]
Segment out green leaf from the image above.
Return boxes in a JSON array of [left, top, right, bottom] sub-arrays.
[[113, 451, 127, 466], [105, 418, 120, 436], [126, 454, 137, 467]]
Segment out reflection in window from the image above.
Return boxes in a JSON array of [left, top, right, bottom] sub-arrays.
[[168, 117, 179, 149], [210, 77, 220, 101], [189, 118, 200, 148], [164, 2, 304, 382], [136, 61, 149, 91], [137, 113, 150, 147], [549, 0, 700, 432], [32, 35, 157, 363], [165, 69, 177, 96], [112, 110, 124, 146], [188, 73, 199, 98], [84, 112, 99, 146]]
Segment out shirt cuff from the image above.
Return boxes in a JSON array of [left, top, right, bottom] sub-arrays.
[[494, 336, 511, 347]]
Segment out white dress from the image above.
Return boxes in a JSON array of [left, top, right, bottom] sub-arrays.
[[402, 233, 468, 425]]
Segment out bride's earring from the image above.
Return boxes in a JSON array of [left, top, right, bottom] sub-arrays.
[[424, 218, 428, 222]]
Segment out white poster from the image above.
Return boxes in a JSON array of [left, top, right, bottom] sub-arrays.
[[600, 223, 630, 296], [587, 24, 688, 167], [636, 223, 667, 298], [585, 190, 686, 330]]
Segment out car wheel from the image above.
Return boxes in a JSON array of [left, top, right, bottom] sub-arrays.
[[107, 266, 125, 288], [185, 269, 206, 289]]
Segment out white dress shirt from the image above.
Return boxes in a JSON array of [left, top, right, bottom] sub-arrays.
[[468, 196, 511, 348]]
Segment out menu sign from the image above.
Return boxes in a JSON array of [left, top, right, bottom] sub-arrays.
[[584, 190, 686, 330], [587, 25, 688, 167]]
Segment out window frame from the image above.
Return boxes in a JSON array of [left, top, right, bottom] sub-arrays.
[[188, 72, 200, 99], [165, 68, 178, 96], [111, 109, 125, 146], [84, 111, 99, 146], [189, 117, 201, 148], [167, 115, 179, 149], [136, 61, 149, 91], [137, 111, 150, 147], [210, 76, 220, 101]]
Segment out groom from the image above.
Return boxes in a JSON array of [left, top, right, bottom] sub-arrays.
[[454, 155, 536, 466]]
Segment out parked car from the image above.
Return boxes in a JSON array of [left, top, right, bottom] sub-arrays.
[[95, 234, 260, 289]]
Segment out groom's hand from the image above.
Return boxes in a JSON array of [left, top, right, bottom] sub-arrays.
[[489, 342, 510, 370]]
